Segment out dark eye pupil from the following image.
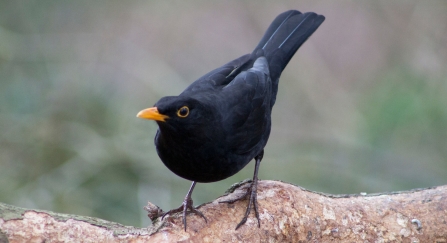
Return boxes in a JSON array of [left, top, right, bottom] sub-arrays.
[[177, 106, 189, 117], [180, 108, 187, 115]]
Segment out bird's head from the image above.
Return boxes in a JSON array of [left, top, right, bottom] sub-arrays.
[[137, 96, 215, 134]]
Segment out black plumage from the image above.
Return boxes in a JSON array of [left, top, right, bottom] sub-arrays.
[[137, 10, 325, 230]]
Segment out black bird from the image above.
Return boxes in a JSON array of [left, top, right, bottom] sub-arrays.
[[137, 10, 325, 230]]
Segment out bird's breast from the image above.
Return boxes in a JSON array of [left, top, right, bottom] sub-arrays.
[[154, 131, 251, 182]]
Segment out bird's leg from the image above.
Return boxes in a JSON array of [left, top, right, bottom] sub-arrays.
[[220, 150, 264, 230], [161, 181, 207, 231]]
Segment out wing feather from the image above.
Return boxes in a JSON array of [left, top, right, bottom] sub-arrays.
[[220, 57, 271, 154]]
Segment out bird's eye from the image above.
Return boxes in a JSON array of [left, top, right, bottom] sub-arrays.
[[177, 106, 189, 118]]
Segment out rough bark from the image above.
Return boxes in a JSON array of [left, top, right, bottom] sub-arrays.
[[1, 180, 446, 242]]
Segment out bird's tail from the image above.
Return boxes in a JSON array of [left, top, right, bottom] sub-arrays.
[[252, 10, 325, 82]]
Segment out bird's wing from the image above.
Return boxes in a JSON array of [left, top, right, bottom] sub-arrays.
[[220, 57, 272, 154], [180, 54, 252, 95]]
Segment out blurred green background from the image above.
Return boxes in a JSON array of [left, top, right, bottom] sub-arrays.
[[1, 1, 446, 227]]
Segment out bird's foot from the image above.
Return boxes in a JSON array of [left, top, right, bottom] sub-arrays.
[[161, 196, 207, 231], [220, 179, 260, 230]]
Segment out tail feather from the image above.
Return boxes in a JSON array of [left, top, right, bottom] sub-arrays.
[[253, 10, 325, 81], [254, 10, 298, 52]]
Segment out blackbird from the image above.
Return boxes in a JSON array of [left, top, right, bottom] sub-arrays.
[[137, 10, 325, 230]]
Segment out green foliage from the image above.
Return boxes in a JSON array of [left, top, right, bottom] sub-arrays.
[[361, 68, 447, 151]]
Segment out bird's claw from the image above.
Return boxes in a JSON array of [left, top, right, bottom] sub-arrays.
[[161, 196, 207, 231], [220, 187, 249, 204], [220, 180, 260, 229]]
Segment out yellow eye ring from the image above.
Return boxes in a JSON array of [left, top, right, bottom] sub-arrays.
[[177, 106, 189, 118]]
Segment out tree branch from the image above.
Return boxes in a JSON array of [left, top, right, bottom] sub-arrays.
[[1, 180, 446, 242]]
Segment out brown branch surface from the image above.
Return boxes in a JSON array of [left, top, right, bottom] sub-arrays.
[[1, 180, 446, 242]]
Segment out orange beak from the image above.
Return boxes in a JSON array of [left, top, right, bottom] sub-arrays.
[[136, 107, 169, 122]]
